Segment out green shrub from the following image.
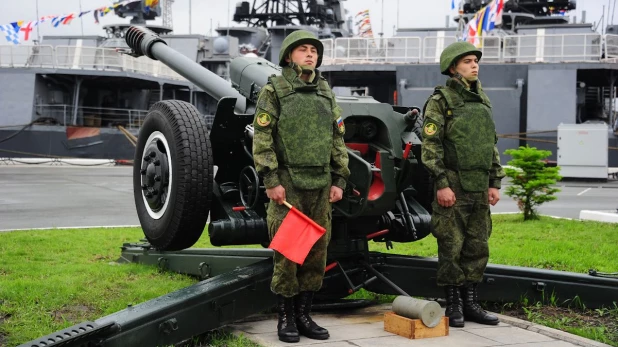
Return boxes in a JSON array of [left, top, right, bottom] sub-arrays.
[[503, 145, 562, 220]]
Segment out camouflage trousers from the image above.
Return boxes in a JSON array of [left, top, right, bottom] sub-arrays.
[[267, 169, 332, 298], [431, 170, 492, 287]]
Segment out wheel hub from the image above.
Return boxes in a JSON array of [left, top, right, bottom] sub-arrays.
[[140, 141, 169, 213]]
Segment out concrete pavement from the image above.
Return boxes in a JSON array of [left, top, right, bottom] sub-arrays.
[[230, 304, 613, 347], [1, 165, 617, 231]]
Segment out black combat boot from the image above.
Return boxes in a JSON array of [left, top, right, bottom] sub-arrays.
[[444, 285, 465, 327], [461, 283, 499, 325], [294, 291, 329, 340], [277, 295, 300, 343]]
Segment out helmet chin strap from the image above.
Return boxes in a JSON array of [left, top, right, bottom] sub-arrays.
[[299, 65, 315, 74], [288, 58, 316, 81], [453, 72, 478, 86], [288, 60, 315, 72]]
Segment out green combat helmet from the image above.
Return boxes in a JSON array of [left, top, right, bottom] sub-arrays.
[[439, 41, 482, 75], [278, 30, 324, 68]]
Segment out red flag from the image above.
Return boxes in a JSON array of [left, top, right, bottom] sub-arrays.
[[62, 13, 76, 25], [269, 201, 326, 265], [20, 21, 35, 41]]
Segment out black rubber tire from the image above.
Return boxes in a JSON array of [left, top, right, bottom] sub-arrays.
[[133, 100, 213, 251]]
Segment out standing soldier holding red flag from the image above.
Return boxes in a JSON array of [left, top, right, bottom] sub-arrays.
[[252, 29, 350, 343]]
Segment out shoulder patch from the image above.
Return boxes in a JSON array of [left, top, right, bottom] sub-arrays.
[[336, 116, 345, 134], [256, 113, 272, 127], [423, 122, 438, 136]]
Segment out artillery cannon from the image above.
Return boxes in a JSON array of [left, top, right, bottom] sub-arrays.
[[126, 25, 433, 254], [20, 26, 618, 347]]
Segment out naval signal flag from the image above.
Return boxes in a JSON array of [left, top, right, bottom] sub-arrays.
[[0, 24, 19, 45], [20, 21, 35, 41]]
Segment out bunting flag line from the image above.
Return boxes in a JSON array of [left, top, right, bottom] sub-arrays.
[[354, 9, 374, 38], [0, 24, 20, 44], [20, 21, 36, 41], [144, 0, 160, 14], [462, 0, 504, 47], [0, 0, 141, 44], [355, 9, 369, 17]]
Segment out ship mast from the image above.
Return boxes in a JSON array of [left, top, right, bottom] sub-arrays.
[[231, 0, 349, 37], [456, 0, 466, 40]]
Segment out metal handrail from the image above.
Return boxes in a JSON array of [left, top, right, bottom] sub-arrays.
[[0, 44, 186, 80], [502, 33, 601, 62], [605, 34, 618, 60], [0, 33, 611, 71], [320, 33, 605, 65], [35, 104, 149, 130]]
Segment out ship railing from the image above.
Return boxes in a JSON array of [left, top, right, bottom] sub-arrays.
[[604, 34, 618, 61], [422, 36, 458, 63], [322, 33, 603, 64], [35, 104, 149, 130], [56, 46, 123, 70], [421, 36, 502, 62], [54, 45, 185, 80], [0, 44, 185, 81], [0, 45, 55, 68], [322, 38, 334, 65], [502, 34, 601, 62], [321, 37, 422, 64]]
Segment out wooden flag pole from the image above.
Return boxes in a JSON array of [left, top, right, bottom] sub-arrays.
[[282, 200, 293, 209]]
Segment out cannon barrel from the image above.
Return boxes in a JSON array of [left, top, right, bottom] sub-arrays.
[[125, 26, 247, 114], [230, 56, 281, 105]]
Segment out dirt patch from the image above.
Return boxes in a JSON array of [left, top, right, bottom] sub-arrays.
[[91, 254, 109, 261], [52, 305, 97, 323]]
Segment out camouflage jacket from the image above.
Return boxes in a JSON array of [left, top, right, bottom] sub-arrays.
[[252, 65, 350, 190], [421, 77, 505, 191]]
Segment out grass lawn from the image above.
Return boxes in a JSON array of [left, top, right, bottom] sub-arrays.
[[0, 214, 617, 346]]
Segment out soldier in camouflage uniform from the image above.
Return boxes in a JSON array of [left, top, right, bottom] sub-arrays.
[[252, 29, 350, 343], [421, 41, 505, 328]]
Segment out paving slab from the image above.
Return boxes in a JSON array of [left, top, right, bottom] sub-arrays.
[[230, 303, 613, 347], [465, 326, 555, 344]]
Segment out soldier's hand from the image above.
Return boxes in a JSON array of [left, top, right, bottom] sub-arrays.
[[437, 187, 456, 207], [266, 185, 286, 205], [329, 186, 343, 203], [488, 187, 500, 206]]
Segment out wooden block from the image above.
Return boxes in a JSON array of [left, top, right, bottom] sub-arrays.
[[383, 311, 449, 339]]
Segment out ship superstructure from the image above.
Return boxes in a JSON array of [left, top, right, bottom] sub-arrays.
[[1, 0, 616, 172]]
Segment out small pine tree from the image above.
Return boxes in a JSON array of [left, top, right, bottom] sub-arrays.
[[503, 145, 562, 220]]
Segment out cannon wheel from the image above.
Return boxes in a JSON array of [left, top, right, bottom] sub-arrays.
[[133, 100, 213, 251]]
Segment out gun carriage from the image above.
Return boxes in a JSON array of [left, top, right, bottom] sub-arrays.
[[20, 25, 618, 347]]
